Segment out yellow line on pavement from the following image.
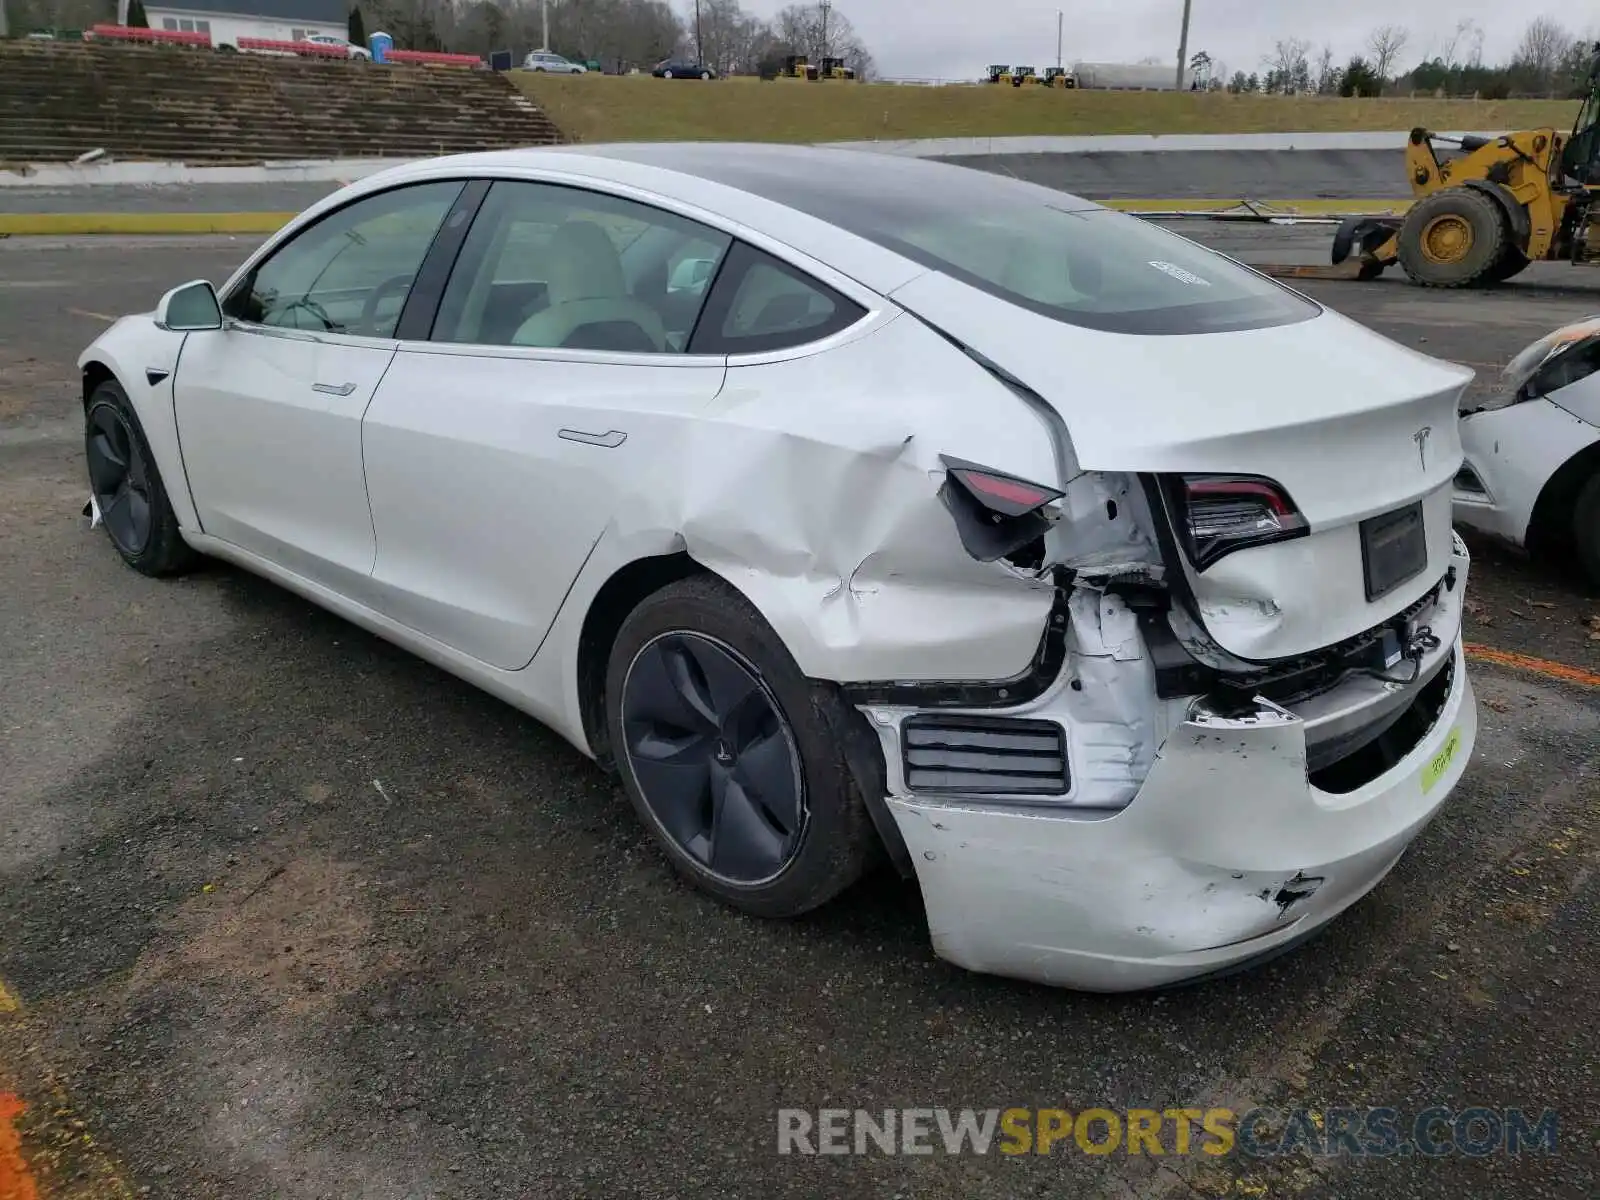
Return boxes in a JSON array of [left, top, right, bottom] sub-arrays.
[[0, 975, 135, 1197], [0, 200, 1414, 236], [1104, 197, 1413, 215], [0, 211, 292, 236], [1465, 643, 1600, 689]]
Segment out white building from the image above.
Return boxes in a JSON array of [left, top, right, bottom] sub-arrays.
[[136, 0, 348, 49]]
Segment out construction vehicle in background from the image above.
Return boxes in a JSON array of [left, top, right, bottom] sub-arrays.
[[1039, 66, 1076, 88], [1333, 43, 1600, 287], [817, 56, 856, 79]]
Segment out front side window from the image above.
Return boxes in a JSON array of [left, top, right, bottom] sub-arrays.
[[431, 180, 732, 353], [225, 181, 464, 338], [161, 17, 177, 29]]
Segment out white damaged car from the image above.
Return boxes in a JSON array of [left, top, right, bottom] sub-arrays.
[[1453, 315, 1600, 585], [76, 144, 1478, 992]]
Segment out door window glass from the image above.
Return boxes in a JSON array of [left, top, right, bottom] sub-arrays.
[[225, 181, 464, 338], [431, 180, 731, 353]]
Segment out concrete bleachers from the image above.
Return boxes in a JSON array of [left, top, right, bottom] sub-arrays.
[[0, 39, 565, 164]]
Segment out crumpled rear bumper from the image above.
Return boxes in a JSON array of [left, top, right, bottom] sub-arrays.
[[883, 636, 1476, 993]]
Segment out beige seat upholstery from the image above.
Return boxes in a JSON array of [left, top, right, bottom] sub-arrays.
[[512, 220, 669, 352]]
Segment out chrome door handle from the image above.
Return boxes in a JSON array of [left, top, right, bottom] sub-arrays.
[[312, 381, 357, 397]]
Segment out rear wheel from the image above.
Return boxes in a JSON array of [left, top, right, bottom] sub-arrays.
[[604, 574, 875, 918], [1397, 187, 1510, 288], [84, 379, 198, 577], [700, 71, 711, 80], [1571, 472, 1600, 587]]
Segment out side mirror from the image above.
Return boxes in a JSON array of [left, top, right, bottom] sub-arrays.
[[155, 280, 223, 331]]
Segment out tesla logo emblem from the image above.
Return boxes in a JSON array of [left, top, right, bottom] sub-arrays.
[[1413, 426, 1432, 470]]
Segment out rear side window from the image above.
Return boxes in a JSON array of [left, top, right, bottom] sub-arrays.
[[689, 243, 865, 355], [598, 145, 1318, 336]]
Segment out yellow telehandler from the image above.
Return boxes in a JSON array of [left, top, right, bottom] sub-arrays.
[[1332, 46, 1600, 287]]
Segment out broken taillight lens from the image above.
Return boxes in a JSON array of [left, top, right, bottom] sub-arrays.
[[939, 455, 1064, 562], [1171, 474, 1308, 570], [943, 459, 1064, 518]]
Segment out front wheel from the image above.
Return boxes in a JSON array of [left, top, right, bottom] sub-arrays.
[[604, 575, 876, 918], [663, 69, 673, 78], [84, 380, 198, 577], [1570, 472, 1600, 587], [700, 71, 711, 80], [1396, 187, 1510, 288]]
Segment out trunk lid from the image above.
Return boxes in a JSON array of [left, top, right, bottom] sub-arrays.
[[891, 272, 1474, 661]]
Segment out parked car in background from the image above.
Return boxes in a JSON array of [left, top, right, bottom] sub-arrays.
[[75, 143, 1478, 994], [653, 58, 715, 79], [1453, 315, 1600, 585], [303, 33, 372, 59], [523, 50, 586, 73]]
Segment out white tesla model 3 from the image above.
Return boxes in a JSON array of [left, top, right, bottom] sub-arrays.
[[77, 144, 1480, 992]]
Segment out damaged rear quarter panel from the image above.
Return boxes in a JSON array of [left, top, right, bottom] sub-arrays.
[[608, 311, 1066, 684]]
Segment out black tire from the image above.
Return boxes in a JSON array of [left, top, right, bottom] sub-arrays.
[[1486, 246, 1532, 284], [1571, 472, 1600, 588], [663, 69, 673, 78], [1397, 187, 1510, 288], [1356, 256, 1387, 281], [84, 379, 198, 577], [700, 71, 711, 80], [604, 574, 876, 918]]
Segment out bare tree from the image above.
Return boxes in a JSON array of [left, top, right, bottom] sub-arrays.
[[1513, 15, 1574, 82], [1314, 43, 1336, 93], [1366, 24, 1409, 81], [1263, 37, 1310, 93], [773, 3, 875, 77], [1436, 18, 1482, 69]]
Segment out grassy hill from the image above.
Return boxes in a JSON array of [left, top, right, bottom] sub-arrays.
[[511, 72, 1581, 144]]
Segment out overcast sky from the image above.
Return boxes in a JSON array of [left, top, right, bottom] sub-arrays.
[[743, 1, 1586, 82]]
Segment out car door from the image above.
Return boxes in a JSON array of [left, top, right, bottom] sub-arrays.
[[359, 178, 734, 670], [172, 179, 469, 596]]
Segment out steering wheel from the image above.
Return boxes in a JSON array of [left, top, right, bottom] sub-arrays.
[[359, 273, 417, 335]]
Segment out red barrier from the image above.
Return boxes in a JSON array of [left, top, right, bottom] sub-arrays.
[[385, 49, 485, 68], [88, 24, 211, 47], [236, 37, 350, 57]]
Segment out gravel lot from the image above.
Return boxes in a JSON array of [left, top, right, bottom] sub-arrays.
[[0, 233, 1596, 1200]]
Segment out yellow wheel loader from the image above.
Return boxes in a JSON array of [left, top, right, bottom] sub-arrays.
[[1332, 46, 1600, 287]]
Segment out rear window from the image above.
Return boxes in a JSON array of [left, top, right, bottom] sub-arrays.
[[600, 147, 1319, 336], [882, 204, 1318, 335]]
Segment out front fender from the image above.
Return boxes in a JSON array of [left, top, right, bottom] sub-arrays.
[[78, 316, 199, 532]]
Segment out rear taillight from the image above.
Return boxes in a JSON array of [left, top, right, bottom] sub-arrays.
[[939, 455, 1063, 562], [1169, 474, 1308, 570]]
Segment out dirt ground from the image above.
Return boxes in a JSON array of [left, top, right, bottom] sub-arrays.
[[0, 233, 1595, 1199]]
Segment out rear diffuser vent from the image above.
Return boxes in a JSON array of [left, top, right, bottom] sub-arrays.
[[901, 715, 1070, 796]]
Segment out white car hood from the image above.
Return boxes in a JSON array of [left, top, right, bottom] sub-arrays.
[[891, 272, 1476, 661]]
